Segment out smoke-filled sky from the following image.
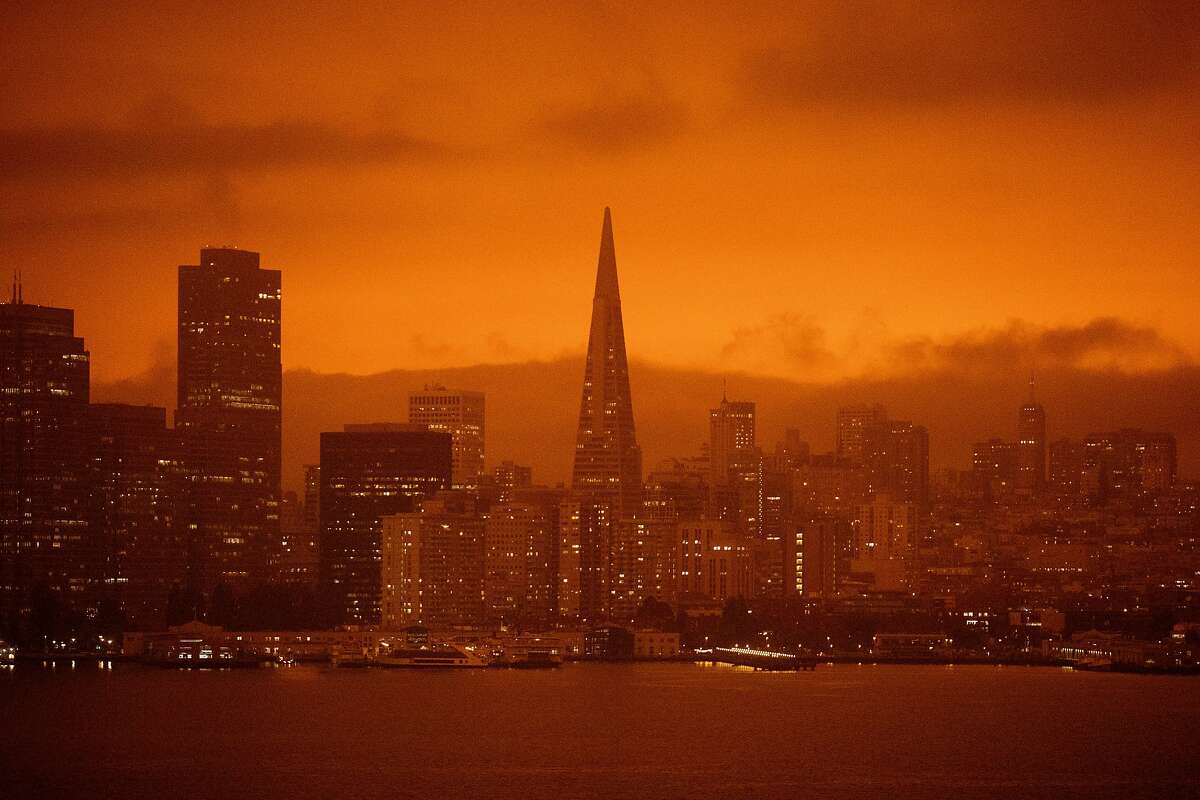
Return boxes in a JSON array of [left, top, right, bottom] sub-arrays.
[[4, 2, 1199, 483]]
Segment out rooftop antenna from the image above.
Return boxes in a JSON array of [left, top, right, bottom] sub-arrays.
[[16, 270, 22, 304], [1028, 372, 1036, 403], [9, 271, 14, 304], [722, 377, 728, 403]]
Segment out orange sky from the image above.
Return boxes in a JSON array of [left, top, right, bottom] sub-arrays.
[[2, 2, 1198, 388]]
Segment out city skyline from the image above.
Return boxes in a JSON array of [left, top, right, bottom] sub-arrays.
[[5, 224, 1198, 492], [4, 7, 1199, 796], [2, 209, 1185, 633]]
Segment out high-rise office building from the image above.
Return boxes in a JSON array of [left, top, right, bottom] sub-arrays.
[[1048, 439, 1086, 496], [272, 490, 318, 585], [836, 404, 887, 465], [709, 397, 763, 537], [302, 464, 320, 531], [319, 425, 450, 624], [571, 208, 642, 517], [87, 403, 184, 630], [1081, 429, 1177, 500], [609, 516, 677, 618], [836, 405, 928, 506], [709, 398, 756, 483], [176, 248, 281, 596], [408, 386, 485, 488], [483, 498, 557, 625], [1016, 379, 1047, 495], [854, 494, 917, 562], [862, 419, 930, 507], [973, 438, 1018, 497], [380, 492, 484, 628], [557, 497, 613, 622], [674, 518, 749, 602], [851, 494, 917, 591], [784, 516, 843, 599], [493, 461, 533, 499], [0, 295, 93, 629]]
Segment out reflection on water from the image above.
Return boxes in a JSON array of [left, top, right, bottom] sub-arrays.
[[2, 662, 1198, 800]]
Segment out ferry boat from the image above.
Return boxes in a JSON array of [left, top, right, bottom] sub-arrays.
[[0, 639, 16, 664], [498, 636, 564, 668], [374, 644, 488, 668], [146, 648, 264, 669]]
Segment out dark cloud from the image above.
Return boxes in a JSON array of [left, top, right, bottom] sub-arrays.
[[722, 313, 833, 370], [891, 318, 1188, 374], [538, 93, 688, 154], [0, 119, 452, 182], [742, 3, 1200, 107]]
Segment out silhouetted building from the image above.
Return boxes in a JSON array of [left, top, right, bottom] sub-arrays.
[[302, 464, 320, 531], [272, 490, 318, 585], [319, 426, 450, 625], [408, 386, 485, 488], [176, 248, 281, 597], [1048, 438, 1086, 496], [493, 460, 532, 500], [836, 404, 887, 465], [784, 516, 843, 599], [88, 404, 184, 630], [644, 458, 709, 522], [973, 438, 1018, 498], [709, 396, 762, 537], [0, 297, 93, 630], [774, 428, 811, 470], [1016, 381, 1047, 495], [1081, 429, 1177, 501], [571, 207, 642, 517], [862, 419, 929, 507], [791, 455, 868, 519]]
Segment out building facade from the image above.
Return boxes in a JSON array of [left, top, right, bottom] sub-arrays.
[[176, 248, 281, 596], [571, 208, 642, 517], [0, 298, 93, 630], [408, 386, 485, 489], [380, 493, 485, 628], [319, 426, 451, 624]]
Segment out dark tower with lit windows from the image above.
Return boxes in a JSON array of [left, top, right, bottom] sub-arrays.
[[570, 208, 642, 517], [177, 248, 281, 600], [0, 284, 94, 631], [1016, 376, 1047, 495]]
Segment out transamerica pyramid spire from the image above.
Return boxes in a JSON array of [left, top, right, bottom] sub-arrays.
[[571, 207, 642, 517]]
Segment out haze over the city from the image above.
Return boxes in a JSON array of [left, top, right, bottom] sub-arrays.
[[6, 3, 1197, 484]]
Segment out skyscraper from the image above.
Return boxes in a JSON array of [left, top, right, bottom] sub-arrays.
[[408, 386, 485, 488], [862, 420, 930, 507], [484, 499, 557, 625], [87, 403, 185, 630], [709, 396, 762, 536], [0, 294, 93, 629], [381, 493, 484, 628], [836, 404, 887, 465], [319, 425, 451, 624], [571, 207, 642, 517], [176, 248, 281, 597], [709, 397, 756, 483], [1016, 379, 1047, 495]]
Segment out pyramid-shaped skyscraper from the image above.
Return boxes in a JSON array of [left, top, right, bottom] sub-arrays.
[[571, 207, 642, 517]]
